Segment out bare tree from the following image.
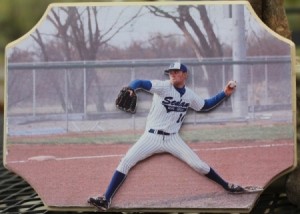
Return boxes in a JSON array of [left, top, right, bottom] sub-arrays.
[[30, 6, 141, 113], [147, 5, 225, 94]]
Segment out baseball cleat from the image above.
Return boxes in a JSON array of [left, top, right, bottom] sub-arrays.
[[226, 183, 245, 194], [243, 185, 264, 193], [87, 196, 110, 211]]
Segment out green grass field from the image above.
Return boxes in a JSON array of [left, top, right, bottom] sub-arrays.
[[7, 123, 294, 145]]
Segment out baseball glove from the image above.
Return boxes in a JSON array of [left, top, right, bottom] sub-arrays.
[[115, 87, 137, 113]]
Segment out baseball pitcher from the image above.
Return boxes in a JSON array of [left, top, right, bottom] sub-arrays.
[[88, 62, 261, 211]]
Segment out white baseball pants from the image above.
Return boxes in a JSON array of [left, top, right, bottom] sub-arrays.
[[116, 131, 210, 175]]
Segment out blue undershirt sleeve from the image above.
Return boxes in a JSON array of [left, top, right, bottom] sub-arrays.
[[129, 79, 152, 91], [201, 91, 227, 111]]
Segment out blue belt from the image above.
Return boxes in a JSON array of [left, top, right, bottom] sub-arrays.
[[149, 129, 171, 135]]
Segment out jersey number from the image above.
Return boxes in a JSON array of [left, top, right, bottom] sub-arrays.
[[176, 113, 185, 123]]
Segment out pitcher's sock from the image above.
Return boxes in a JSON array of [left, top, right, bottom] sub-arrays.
[[104, 170, 126, 201], [205, 167, 228, 189]]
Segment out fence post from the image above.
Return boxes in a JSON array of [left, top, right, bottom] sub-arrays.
[[84, 62, 87, 118], [32, 69, 36, 117], [65, 69, 69, 132], [232, 4, 248, 119]]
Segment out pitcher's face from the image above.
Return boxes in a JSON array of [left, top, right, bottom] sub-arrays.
[[168, 70, 187, 88]]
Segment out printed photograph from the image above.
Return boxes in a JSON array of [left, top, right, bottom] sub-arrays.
[[4, 2, 296, 212]]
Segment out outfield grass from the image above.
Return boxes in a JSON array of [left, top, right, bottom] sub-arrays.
[[7, 123, 294, 145], [181, 123, 293, 143]]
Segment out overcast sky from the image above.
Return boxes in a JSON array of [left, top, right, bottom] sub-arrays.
[[6, 2, 285, 57]]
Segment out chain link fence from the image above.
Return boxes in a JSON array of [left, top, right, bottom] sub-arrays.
[[6, 57, 292, 136]]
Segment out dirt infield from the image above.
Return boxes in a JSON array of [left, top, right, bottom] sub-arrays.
[[4, 139, 294, 212]]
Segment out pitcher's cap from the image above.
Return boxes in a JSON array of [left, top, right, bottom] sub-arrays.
[[165, 62, 188, 73]]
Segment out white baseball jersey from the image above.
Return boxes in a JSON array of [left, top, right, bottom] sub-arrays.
[[146, 80, 205, 133]]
